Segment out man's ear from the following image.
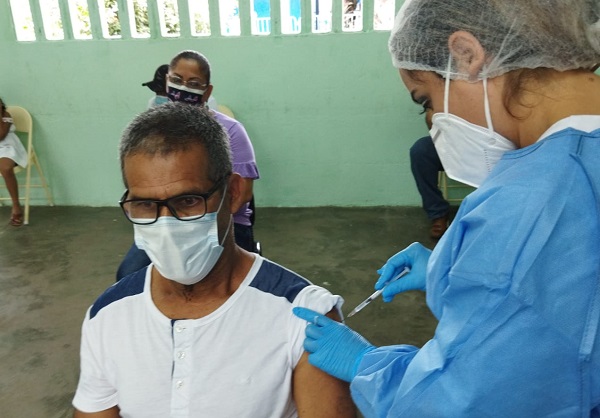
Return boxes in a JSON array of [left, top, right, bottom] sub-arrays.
[[227, 173, 245, 214], [448, 31, 486, 80]]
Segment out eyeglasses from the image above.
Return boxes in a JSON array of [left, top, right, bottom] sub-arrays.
[[119, 178, 226, 225], [167, 74, 208, 90]]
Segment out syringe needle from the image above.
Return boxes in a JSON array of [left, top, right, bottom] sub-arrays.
[[346, 267, 410, 318]]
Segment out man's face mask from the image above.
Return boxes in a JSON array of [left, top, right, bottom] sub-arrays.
[[133, 185, 231, 285]]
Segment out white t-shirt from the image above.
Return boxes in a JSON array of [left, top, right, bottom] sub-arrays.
[[73, 256, 343, 418]]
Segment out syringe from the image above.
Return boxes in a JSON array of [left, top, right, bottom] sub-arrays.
[[346, 267, 410, 318]]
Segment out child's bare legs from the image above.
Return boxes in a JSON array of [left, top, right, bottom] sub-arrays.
[[0, 157, 22, 225]]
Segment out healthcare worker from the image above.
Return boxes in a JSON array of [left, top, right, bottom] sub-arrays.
[[293, 0, 600, 416]]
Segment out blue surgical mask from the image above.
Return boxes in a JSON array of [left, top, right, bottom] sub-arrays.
[[133, 186, 231, 285], [166, 81, 205, 106]]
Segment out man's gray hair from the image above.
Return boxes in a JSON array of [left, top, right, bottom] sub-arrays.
[[119, 102, 232, 187]]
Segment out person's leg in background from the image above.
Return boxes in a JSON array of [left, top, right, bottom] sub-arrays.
[[0, 158, 23, 226], [409, 135, 450, 239], [234, 223, 258, 253]]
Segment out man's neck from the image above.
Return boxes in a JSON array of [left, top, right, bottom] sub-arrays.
[[150, 246, 256, 320]]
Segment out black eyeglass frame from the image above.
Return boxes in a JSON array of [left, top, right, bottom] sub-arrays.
[[119, 176, 228, 225]]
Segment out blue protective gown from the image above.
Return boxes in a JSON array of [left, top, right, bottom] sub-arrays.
[[351, 117, 600, 417]]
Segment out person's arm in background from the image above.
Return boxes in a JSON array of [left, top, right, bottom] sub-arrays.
[[293, 309, 357, 418], [0, 101, 11, 140], [73, 406, 120, 418], [226, 118, 259, 205]]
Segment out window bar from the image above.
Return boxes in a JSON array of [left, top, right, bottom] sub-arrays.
[[0, 5, 13, 40], [207, 0, 221, 37], [176, 0, 191, 37], [146, 0, 161, 38], [331, 0, 342, 33], [116, 0, 132, 38], [362, 0, 373, 32], [28, 0, 47, 40], [300, 0, 311, 34], [57, 0, 74, 39], [85, 0, 103, 39], [238, 0, 251, 36], [270, 0, 281, 36]]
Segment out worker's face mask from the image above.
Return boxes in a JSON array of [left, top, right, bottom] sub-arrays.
[[429, 66, 516, 188], [133, 186, 231, 285], [166, 81, 205, 106]]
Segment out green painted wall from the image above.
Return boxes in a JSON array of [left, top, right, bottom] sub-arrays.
[[0, 2, 428, 207]]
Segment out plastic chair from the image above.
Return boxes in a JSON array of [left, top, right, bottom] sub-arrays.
[[217, 104, 235, 118], [0, 106, 53, 225], [438, 171, 475, 204]]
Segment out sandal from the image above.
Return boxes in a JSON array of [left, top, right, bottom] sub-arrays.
[[10, 212, 23, 227]]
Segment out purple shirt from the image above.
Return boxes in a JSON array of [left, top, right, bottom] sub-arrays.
[[212, 110, 260, 226]]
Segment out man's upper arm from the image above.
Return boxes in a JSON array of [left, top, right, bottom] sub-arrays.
[[292, 309, 357, 418], [73, 405, 120, 418]]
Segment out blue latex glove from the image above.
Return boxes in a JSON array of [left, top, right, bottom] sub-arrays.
[[375, 242, 431, 302], [292, 307, 375, 382]]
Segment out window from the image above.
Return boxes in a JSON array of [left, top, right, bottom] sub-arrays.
[[129, 0, 150, 38], [39, 0, 64, 40], [374, 0, 394, 31], [342, 0, 362, 32], [68, 0, 92, 39], [9, 0, 36, 41], [99, 0, 121, 38], [158, 0, 180, 36], [312, 0, 331, 33], [251, 0, 270, 35], [189, 0, 211, 36], [220, 0, 240, 36], [8, 0, 396, 41], [281, 0, 301, 35]]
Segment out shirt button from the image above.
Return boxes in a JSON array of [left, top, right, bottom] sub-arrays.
[[175, 326, 186, 333], [178, 351, 186, 359], [176, 380, 184, 389]]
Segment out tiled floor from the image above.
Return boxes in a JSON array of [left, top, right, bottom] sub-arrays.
[[0, 205, 446, 418]]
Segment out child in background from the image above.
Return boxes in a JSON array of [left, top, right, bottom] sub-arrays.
[[0, 97, 28, 226]]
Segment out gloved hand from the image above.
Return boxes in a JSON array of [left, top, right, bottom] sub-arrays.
[[292, 307, 375, 382], [375, 242, 431, 302]]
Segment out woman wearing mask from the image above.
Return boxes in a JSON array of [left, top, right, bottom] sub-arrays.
[[117, 50, 260, 280], [164, 50, 260, 253], [293, 0, 600, 416]]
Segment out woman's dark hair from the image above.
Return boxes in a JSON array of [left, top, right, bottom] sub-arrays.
[[169, 50, 211, 84]]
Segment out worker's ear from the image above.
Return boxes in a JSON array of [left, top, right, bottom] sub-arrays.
[[448, 31, 486, 80], [227, 173, 245, 214]]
